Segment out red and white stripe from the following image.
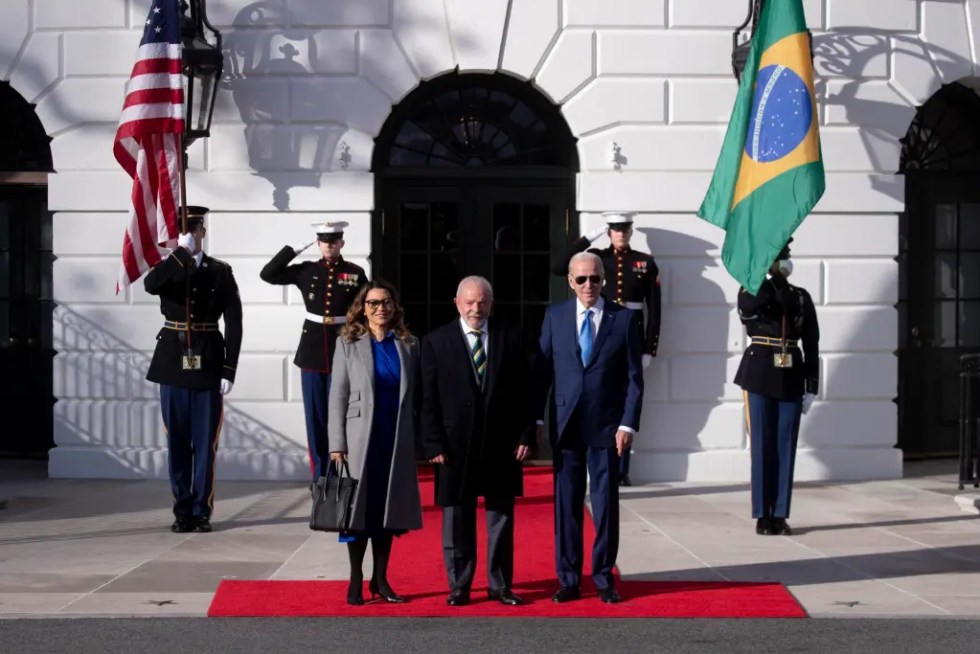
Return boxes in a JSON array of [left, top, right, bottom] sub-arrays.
[[114, 42, 185, 293]]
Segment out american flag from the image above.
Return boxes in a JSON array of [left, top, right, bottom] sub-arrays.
[[114, 0, 185, 293]]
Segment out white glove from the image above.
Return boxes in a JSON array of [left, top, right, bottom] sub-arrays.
[[801, 392, 815, 415], [293, 240, 315, 253], [642, 354, 653, 369], [177, 232, 195, 252], [585, 225, 607, 242], [220, 379, 234, 396]]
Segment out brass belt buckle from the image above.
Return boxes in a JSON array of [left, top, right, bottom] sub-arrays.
[[182, 355, 202, 370], [773, 352, 792, 368]]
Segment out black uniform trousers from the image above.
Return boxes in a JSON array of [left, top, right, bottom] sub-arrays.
[[160, 384, 223, 520], [553, 412, 619, 591], [442, 494, 515, 592], [746, 392, 802, 519]]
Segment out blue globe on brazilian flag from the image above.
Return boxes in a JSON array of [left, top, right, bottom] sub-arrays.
[[698, 0, 825, 294]]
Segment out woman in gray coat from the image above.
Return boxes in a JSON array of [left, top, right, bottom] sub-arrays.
[[328, 280, 423, 605]]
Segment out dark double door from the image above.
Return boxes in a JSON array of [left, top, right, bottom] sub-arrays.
[[378, 181, 574, 345], [900, 176, 980, 456]]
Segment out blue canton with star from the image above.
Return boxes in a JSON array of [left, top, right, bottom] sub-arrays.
[[140, 1, 181, 46]]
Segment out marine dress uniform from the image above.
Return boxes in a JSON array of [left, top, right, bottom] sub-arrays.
[[734, 240, 819, 536], [259, 222, 367, 479], [551, 212, 661, 485], [144, 207, 243, 533]]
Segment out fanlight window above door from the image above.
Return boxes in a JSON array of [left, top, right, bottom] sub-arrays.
[[900, 82, 980, 173]]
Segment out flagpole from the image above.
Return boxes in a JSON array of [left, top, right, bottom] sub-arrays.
[[178, 132, 192, 355]]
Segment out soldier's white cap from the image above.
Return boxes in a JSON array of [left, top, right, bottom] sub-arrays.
[[603, 211, 635, 226], [312, 221, 348, 241]]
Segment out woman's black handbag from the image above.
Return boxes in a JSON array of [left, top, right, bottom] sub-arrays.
[[310, 460, 357, 532]]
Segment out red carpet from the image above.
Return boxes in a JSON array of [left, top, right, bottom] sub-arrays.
[[208, 467, 806, 618]]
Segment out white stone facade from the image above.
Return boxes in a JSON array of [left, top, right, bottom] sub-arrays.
[[4, 0, 974, 481]]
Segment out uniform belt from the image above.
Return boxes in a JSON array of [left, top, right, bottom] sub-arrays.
[[624, 302, 644, 311], [751, 336, 799, 347], [305, 312, 347, 325], [164, 321, 220, 332]]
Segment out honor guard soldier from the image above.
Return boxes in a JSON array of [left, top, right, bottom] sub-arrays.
[[734, 238, 819, 536], [551, 211, 662, 486], [260, 221, 367, 480], [144, 206, 243, 533]]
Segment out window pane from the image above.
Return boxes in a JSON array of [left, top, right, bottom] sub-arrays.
[[493, 303, 520, 330], [524, 304, 546, 353], [960, 203, 980, 249], [431, 302, 457, 331], [431, 202, 458, 253], [935, 254, 957, 299], [935, 204, 957, 249], [524, 254, 550, 302], [431, 253, 458, 304], [401, 254, 428, 302], [898, 301, 907, 348], [960, 253, 980, 299], [493, 254, 521, 301], [402, 302, 428, 336], [493, 203, 520, 252], [960, 301, 980, 347], [401, 202, 428, 250], [523, 203, 550, 251], [934, 301, 956, 347]]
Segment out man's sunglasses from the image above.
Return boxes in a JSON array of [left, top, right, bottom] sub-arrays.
[[572, 274, 603, 286]]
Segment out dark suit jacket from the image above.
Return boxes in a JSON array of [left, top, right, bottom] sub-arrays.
[[420, 319, 535, 506], [144, 248, 243, 390], [535, 299, 643, 448]]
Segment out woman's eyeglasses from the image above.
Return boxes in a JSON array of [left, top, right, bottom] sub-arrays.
[[572, 274, 602, 286], [365, 298, 394, 310]]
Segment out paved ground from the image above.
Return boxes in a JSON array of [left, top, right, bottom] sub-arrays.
[[0, 459, 978, 619]]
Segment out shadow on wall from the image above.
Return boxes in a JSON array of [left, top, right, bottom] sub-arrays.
[[52, 304, 305, 479], [814, 28, 976, 199]]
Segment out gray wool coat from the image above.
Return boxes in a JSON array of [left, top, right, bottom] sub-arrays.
[[327, 332, 423, 533]]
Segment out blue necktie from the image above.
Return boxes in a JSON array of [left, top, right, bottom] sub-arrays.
[[579, 309, 593, 366]]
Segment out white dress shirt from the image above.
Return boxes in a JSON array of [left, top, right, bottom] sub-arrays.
[[460, 318, 489, 359], [193, 251, 203, 268]]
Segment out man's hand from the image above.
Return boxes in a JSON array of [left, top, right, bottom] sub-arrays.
[[429, 454, 447, 464], [801, 392, 816, 415], [293, 240, 315, 253], [615, 430, 632, 457], [219, 379, 234, 395], [515, 445, 530, 462], [330, 451, 346, 462], [642, 354, 653, 369], [177, 232, 195, 252], [585, 225, 607, 242]]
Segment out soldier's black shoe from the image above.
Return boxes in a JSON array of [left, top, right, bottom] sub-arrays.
[[755, 518, 774, 535], [597, 587, 621, 604], [446, 588, 470, 606], [195, 517, 213, 533], [487, 588, 523, 606], [772, 518, 793, 536], [551, 586, 581, 603], [171, 517, 195, 533], [619, 474, 632, 487]]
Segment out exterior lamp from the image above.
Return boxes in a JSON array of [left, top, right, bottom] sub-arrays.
[[179, 0, 223, 146]]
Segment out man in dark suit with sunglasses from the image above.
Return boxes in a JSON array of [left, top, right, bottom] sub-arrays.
[[534, 252, 644, 604]]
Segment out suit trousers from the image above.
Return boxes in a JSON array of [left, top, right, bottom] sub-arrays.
[[746, 392, 803, 519], [553, 416, 619, 590], [160, 384, 223, 519], [300, 370, 331, 480], [442, 495, 515, 592]]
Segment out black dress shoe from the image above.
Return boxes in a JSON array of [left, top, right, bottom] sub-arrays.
[[195, 517, 212, 533], [619, 474, 632, 487], [446, 588, 470, 606], [551, 586, 581, 603], [755, 517, 773, 535], [171, 517, 195, 533], [772, 518, 793, 535], [487, 588, 523, 606], [597, 587, 621, 604]]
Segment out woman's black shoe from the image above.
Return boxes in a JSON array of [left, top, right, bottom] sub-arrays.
[[347, 577, 364, 606], [369, 578, 406, 603], [755, 517, 774, 535]]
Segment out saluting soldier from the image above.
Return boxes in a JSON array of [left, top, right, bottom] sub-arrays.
[[551, 211, 661, 486], [144, 206, 243, 533], [734, 238, 819, 536], [260, 221, 368, 481]]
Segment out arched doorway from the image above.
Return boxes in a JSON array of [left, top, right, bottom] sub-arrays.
[[371, 71, 578, 345], [898, 81, 980, 456], [0, 81, 55, 458]]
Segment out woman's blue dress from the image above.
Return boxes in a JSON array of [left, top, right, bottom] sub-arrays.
[[341, 332, 403, 542]]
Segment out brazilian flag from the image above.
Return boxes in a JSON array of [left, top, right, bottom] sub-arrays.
[[697, 0, 825, 294]]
